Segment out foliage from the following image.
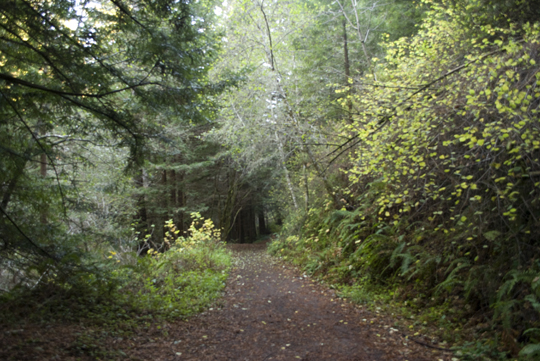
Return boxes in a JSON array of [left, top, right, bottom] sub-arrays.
[[3, 0, 540, 357], [0, 0, 232, 292], [113, 213, 231, 319], [0, 214, 231, 329], [269, 0, 540, 357], [519, 343, 540, 358]]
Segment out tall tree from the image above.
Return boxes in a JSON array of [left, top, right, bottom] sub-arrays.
[[0, 0, 224, 282]]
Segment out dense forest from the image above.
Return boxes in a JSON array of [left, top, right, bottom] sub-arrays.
[[1, 0, 540, 359]]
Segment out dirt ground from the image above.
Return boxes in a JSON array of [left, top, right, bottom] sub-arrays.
[[1, 242, 456, 360]]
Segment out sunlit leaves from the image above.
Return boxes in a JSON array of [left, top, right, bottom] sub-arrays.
[[342, 0, 540, 233]]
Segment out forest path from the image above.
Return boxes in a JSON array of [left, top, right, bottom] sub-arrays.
[[0, 242, 455, 361], [130, 242, 454, 361]]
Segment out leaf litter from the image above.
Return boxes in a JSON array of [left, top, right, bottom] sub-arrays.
[[154, 241, 454, 360]]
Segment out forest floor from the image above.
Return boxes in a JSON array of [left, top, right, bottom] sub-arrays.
[[1, 242, 457, 360]]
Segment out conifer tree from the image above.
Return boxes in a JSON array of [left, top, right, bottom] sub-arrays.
[[0, 0, 224, 281]]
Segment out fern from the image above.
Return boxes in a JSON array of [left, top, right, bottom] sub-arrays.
[[523, 328, 540, 337], [491, 269, 540, 332], [375, 225, 393, 235], [344, 222, 367, 231], [497, 271, 520, 300], [463, 266, 482, 300], [434, 258, 471, 295], [519, 343, 540, 357], [493, 299, 518, 329], [399, 252, 415, 276], [497, 269, 537, 301], [330, 209, 358, 222], [404, 253, 439, 282], [525, 294, 540, 313], [389, 242, 407, 268]]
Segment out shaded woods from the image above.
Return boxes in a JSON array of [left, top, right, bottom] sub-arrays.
[[1, 0, 540, 359]]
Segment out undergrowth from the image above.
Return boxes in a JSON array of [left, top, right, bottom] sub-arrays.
[[268, 198, 540, 360], [269, 2, 540, 360], [0, 213, 231, 333]]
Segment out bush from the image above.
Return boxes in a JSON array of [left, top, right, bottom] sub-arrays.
[[0, 213, 231, 325]]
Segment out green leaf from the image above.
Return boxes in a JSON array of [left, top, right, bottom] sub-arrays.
[[483, 231, 501, 241], [519, 343, 540, 357]]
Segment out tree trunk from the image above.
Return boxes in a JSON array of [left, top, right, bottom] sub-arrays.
[[159, 169, 167, 247], [233, 206, 257, 243], [274, 130, 298, 210], [343, 18, 353, 124], [246, 206, 257, 242], [40, 123, 48, 224], [176, 155, 185, 235], [134, 169, 149, 254], [238, 210, 245, 243], [258, 210, 267, 235], [169, 167, 177, 235], [220, 168, 239, 240], [40, 152, 47, 224], [1, 158, 27, 211], [303, 164, 309, 211]]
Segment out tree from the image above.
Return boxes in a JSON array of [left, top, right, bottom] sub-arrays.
[[210, 0, 426, 226], [0, 0, 224, 284]]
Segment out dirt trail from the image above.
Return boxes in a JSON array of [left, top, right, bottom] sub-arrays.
[[1, 243, 456, 360], [134, 243, 454, 361]]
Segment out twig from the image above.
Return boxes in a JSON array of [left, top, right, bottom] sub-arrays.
[[401, 332, 453, 352]]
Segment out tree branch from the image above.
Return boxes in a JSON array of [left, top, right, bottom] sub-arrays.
[[110, 0, 150, 33], [0, 72, 159, 98], [0, 89, 68, 216], [0, 204, 59, 262], [259, 1, 275, 71], [324, 47, 508, 168]]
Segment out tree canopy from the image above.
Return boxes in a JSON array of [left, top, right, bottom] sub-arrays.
[[0, 0, 226, 281]]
